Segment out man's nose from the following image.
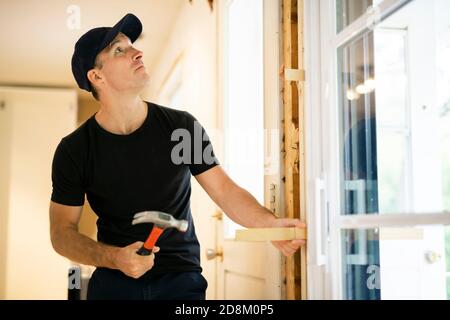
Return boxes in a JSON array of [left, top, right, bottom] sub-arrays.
[[132, 49, 143, 61]]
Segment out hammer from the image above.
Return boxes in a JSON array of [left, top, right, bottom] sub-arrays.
[[132, 211, 188, 256]]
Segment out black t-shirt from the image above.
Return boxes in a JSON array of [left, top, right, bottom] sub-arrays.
[[51, 101, 219, 275]]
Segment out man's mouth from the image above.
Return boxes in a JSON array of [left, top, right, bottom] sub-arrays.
[[134, 63, 145, 71]]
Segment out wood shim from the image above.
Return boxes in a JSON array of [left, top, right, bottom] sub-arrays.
[[235, 227, 307, 242], [284, 68, 306, 82]]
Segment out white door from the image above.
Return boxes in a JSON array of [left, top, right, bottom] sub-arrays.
[[306, 0, 450, 299], [0, 86, 77, 299], [214, 0, 284, 299]]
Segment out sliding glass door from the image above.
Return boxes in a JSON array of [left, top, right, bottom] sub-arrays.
[[307, 0, 450, 299]]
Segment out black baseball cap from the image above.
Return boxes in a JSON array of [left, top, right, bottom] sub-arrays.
[[71, 13, 142, 92]]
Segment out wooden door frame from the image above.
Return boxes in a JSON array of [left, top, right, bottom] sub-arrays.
[[281, 0, 307, 300]]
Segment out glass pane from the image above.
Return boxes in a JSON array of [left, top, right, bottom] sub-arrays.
[[341, 229, 381, 299], [342, 226, 450, 300], [336, 0, 383, 33], [338, 32, 379, 215], [377, 131, 409, 213], [338, 0, 450, 215]]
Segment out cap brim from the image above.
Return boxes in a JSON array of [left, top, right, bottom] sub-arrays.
[[98, 13, 142, 54]]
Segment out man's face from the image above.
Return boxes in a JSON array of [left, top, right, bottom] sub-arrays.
[[91, 32, 149, 94]]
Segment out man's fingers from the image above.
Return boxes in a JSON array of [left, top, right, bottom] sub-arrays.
[[272, 240, 287, 248], [292, 239, 306, 246], [281, 219, 298, 227], [285, 244, 299, 252], [272, 238, 306, 257], [131, 241, 144, 249], [284, 244, 299, 254], [290, 219, 306, 228], [286, 240, 305, 252], [280, 219, 307, 228], [282, 247, 295, 257], [277, 240, 305, 257], [130, 242, 161, 250], [297, 221, 307, 228], [273, 242, 291, 257]]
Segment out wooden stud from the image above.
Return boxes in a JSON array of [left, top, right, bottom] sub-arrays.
[[282, 0, 308, 300], [297, 0, 308, 300], [282, 0, 301, 300]]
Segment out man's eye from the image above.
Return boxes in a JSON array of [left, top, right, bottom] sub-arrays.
[[115, 47, 123, 54]]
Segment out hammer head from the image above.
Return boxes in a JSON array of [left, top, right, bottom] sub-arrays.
[[132, 211, 188, 232]]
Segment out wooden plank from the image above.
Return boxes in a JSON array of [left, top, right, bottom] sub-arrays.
[[235, 227, 307, 241], [297, 0, 308, 301], [282, 0, 301, 301], [282, 0, 308, 300], [282, 0, 294, 301]]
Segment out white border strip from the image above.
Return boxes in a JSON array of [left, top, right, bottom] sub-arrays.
[[336, 213, 450, 229]]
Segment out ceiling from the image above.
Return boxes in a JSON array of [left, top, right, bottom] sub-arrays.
[[0, 0, 184, 93]]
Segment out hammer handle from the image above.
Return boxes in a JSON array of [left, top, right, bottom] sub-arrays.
[[137, 226, 164, 256], [136, 247, 153, 256]]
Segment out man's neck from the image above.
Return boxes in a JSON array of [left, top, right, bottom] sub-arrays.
[[96, 94, 147, 135]]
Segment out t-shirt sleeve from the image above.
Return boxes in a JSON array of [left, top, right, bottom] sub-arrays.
[[51, 139, 85, 206], [183, 111, 220, 176]]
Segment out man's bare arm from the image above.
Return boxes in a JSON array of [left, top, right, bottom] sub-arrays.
[[49, 201, 158, 278], [49, 201, 118, 267], [195, 165, 306, 257], [195, 166, 276, 228]]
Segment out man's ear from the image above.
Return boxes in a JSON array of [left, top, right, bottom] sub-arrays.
[[87, 69, 103, 87]]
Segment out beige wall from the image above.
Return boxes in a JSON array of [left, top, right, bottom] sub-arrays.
[[0, 87, 77, 299], [0, 88, 93, 298], [142, 0, 220, 299], [0, 96, 13, 298]]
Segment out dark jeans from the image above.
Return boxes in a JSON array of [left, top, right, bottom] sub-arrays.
[[87, 268, 208, 300]]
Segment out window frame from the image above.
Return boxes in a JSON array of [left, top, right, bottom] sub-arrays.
[[305, 0, 450, 299]]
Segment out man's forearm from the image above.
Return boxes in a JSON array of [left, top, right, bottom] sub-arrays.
[[218, 183, 277, 228], [51, 226, 119, 269]]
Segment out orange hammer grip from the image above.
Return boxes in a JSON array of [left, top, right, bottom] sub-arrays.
[[143, 226, 164, 250], [137, 226, 164, 256]]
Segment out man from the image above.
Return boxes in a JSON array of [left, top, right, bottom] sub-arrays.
[[50, 13, 305, 300]]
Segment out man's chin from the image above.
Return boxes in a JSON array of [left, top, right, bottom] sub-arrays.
[[133, 77, 150, 94], [137, 71, 150, 84]]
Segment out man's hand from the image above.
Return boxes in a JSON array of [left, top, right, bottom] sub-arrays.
[[113, 241, 160, 279], [270, 219, 306, 257]]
